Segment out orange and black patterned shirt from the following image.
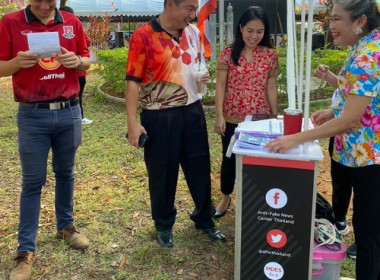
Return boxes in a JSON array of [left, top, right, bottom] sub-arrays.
[[126, 17, 203, 110]]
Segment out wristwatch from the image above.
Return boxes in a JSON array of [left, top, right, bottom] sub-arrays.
[[76, 55, 83, 69]]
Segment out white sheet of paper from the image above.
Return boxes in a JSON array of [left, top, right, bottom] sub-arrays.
[[236, 119, 283, 135], [27, 32, 60, 58]]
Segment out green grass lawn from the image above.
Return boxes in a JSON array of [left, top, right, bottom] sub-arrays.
[[0, 73, 355, 279]]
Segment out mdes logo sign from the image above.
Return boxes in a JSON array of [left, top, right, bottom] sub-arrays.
[[266, 229, 287, 248], [266, 188, 287, 209], [38, 55, 60, 70], [264, 262, 284, 280]]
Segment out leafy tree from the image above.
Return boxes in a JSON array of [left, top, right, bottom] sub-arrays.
[[87, 15, 112, 50]]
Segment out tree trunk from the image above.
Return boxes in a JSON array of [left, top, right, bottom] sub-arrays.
[[323, 0, 334, 48]]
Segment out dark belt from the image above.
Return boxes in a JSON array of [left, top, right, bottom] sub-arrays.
[[20, 98, 79, 110]]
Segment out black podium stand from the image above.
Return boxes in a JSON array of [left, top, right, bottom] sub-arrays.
[[233, 141, 323, 280]]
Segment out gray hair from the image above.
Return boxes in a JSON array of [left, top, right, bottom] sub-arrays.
[[333, 0, 380, 30]]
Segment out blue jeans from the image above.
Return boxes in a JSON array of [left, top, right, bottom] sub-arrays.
[[16, 103, 82, 252]]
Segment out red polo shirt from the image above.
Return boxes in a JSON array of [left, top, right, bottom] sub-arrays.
[[0, 6, 90, 102]]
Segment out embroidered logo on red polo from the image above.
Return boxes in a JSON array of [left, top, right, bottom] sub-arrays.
[[38, 55, 60, 70], [266, 229, 287, 248], [62, 26, 75, 39], [21, 30, 33, 36]]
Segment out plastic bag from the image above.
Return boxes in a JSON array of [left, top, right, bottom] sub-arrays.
[[314, 218, 343, 249], [316, 192, 335, 223]]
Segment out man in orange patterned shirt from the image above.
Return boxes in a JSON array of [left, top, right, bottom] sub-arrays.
[[125, 0, 226, 248]]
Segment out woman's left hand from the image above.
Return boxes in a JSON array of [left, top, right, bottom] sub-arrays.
[[311, 109, 334, 126], [264, 134, 301, 153]]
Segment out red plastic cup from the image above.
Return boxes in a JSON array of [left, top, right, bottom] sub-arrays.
[[283, 108, 303, 135]]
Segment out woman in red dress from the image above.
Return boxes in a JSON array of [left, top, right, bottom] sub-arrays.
[[214, 6, 279, 217]]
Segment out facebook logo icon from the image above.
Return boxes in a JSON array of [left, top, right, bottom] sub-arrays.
[[273, 192, 280, 205], [266, 188, 287, 209]]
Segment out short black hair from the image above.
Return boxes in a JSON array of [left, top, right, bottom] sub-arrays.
[[59, 6, 74, 14], [164, 0, 185, 7]]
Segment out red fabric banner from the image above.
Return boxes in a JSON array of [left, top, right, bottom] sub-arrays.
[[198, 0, 217, 59]]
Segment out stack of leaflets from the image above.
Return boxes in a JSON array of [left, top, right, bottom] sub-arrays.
[[236, 118, 283, 135], [236, 132, 279, 150], [234, 119, 283, 150]]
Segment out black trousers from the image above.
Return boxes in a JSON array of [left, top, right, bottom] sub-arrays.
[[141, 101, 215, 232], [330, 138, 380, 279], [78, 76, 86, 119], [328, 137, 352, 222], [220, 122, 238, 195], [350, 164, 380, 280]]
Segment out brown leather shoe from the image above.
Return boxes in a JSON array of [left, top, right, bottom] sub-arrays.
[[57, 224, 90, 249], [9, 251, 36, 280]]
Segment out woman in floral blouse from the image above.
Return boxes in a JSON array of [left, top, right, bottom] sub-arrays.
[[214, 6, 279, 217], [265, 1, 380, 279]]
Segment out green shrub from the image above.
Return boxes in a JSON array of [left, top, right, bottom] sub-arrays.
[[96, 48, 128, 94], [206, 59, 217, 96], [311, 47, 349, 74], [0, 1, 16, 19], [95, 46, 348, 105], [277, 46, 349, 98]]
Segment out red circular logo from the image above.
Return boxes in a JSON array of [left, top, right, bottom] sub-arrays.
[[38, 54, 60, 70], [266, 229, 287, 248]]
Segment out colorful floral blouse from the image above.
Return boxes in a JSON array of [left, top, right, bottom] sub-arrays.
[[217, 46, 279, 123], [331, 30, 380, 167]]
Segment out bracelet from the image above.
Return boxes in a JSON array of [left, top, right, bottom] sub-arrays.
[[76, 55, 83, 69]]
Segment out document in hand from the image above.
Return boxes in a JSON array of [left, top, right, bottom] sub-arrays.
[[27, 32, 60, 58]]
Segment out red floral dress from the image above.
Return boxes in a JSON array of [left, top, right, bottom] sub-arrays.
[[217, 46, 279, 123]]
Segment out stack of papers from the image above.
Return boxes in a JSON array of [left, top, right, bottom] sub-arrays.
[[236, 119, 283, 135], [237, 132, 278, 150], [234, 119, 282, 150]]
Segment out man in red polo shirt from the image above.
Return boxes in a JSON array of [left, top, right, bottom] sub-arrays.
[[0, 1, 90, 279]]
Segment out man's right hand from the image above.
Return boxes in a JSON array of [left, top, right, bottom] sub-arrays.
[[127, 123, 147, 148], [15, 51, 38, 69]]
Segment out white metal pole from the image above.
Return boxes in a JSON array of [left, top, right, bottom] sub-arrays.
[[218, 0, 225, 51], [298, 0, 307, 111], [210, 13, 217, 60], [286, 0, 296, 109], [293, 8, 299, 108], [304, 0, 314, 132]]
